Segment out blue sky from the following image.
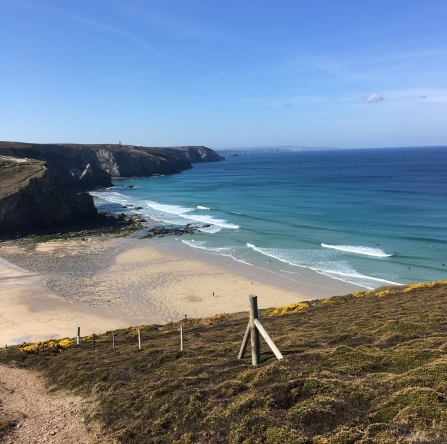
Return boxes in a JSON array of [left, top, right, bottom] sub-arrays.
[[1, 0, 446, 149]]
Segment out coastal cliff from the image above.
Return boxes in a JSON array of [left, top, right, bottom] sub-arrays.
[[165, 146, 225, 163], [0, 157, 98, 235], [0, 142, 224, 191]]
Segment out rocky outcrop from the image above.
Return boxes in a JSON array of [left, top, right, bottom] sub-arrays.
[[0, 158, 98, 235], [164, 146, 225, 163], [0, 142, 224, 191], [93, 146, 192, 177]]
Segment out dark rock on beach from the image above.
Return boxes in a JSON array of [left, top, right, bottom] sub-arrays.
[[143, 223, 206, 238]]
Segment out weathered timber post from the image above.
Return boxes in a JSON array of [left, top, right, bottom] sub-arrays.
[[112, 331, 115, 351], [238, 295, 283, 365], [249, 295, 261, 365], [237, 324, 250, 359], [77, 327, 80, 345], [93, 333, 96, 350], [253, 319, 284, 360], [180, 324, 184, 351], [138, 328, 142, 350]]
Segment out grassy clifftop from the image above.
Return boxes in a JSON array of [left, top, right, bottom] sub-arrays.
[[2, 281, 447, 443]]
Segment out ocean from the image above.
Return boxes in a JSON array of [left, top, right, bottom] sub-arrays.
[[90, 147, 447, 290]]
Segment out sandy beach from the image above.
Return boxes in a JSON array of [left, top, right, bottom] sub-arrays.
[[0, 235, 363, 346]]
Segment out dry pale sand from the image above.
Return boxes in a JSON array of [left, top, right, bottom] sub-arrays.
[[0, 236, 362, 345]]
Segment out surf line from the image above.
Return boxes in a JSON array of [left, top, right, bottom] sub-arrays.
[[321, 243, 393, 258], [176, 242, 344, 292]]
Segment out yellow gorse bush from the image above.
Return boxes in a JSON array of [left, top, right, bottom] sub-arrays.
[[266, 280, 445, 317], [20, 338, 73, 353], [402, 280, 447, 292], [266, 302, 310, 316]]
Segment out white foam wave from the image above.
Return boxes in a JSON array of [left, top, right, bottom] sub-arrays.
[[199, 225, 223, 234], [144, 200, 238, 229], [247, 243, 399, 289], [180, 214, 239, 229], [321, 244, 392, 257], [145, 200, 194, 215], [90, 191, 130, 205], [197, 205, 210, 210], [181, 240, 233, 252]]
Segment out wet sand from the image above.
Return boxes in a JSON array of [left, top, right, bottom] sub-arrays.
[[0, 236, 363, 345]]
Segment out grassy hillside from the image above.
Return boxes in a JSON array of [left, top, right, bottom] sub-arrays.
[[2, 281, 447, 443]]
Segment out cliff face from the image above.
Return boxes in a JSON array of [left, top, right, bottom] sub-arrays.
[[0, 142, 224, 191], [0, 158, 98, 235], [164, 146, 225, 163]]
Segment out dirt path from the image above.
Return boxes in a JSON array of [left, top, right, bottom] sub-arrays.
[[0, 365, 91, 443]]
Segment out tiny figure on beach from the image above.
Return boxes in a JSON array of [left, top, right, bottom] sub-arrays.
[[251, 281, 253, 285], [185, 314, 187, 320], [213, 292, 214, 297]]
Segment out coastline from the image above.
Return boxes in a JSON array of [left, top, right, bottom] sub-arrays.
[[0, 234, 364, 346]]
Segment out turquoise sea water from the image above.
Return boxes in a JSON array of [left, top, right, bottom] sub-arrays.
[[91, 147, 447, 290]]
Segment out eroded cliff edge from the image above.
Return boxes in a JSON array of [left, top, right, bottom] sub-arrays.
[[0, 142, 225, 191], [0, 158, 98, 235]]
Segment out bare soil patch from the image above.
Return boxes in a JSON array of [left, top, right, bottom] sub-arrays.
[[0, 365, 90, 443]]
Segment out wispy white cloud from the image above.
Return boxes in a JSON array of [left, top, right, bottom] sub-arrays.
[[269, 47, 447, 85], [361, 93, 384, 103], [1, 0, 167, 59], [384, 87, 447, 103]]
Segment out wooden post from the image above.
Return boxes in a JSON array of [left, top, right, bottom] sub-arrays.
[[77, 327, 80, 345], [238, 296, 284, 365], [249, 295, 261, 365], [180, 325, 184, 351], [112, 331, 115, 351], [93, 333, 96, 350], [254, 319, 283, 360], [238, 323, 250, 359], [138, 328, 142, 350]]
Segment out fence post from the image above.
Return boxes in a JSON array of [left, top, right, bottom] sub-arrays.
[[93, 333, 96, 350], [239, 295, 283, 365], [138, 328, 142, 350], [238, 324, 250, 359], [180, 325, 184, 351], [112, 331, 115, 351], [77, 327, 80, 345], [249, 295, 261, 365]]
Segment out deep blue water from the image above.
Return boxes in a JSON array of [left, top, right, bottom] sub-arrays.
[[91, 147, 447, 289]]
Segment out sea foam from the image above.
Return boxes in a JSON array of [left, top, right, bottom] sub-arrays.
[[144, 200, 239, 230], [247, 243, 399, 289], [321, 244, 392, 257]]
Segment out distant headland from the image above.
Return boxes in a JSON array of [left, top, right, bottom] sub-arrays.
[[0, 141, 224, 236], [216, 145, 340, 154]]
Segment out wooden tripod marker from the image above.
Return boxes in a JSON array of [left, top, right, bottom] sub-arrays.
[[180, 325, 184, 351], [238, 295, 283, 365]]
